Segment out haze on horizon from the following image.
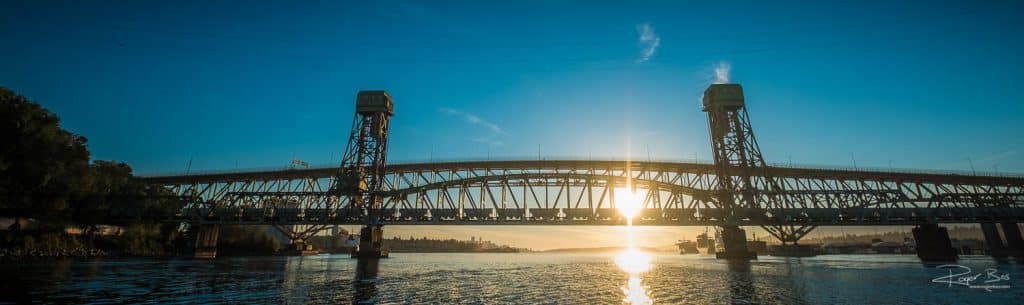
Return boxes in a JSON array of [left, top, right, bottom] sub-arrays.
[[2, 1, 1021, 248], [380, 225, 938, 251]]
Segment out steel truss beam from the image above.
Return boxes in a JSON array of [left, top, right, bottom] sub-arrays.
[[134, 161, 1024, 227]]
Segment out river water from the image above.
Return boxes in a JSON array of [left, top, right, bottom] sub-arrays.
[[2, 253, 1022, 304]]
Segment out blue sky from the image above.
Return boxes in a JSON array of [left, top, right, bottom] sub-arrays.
[[3, 1, 1023, 176], [3, 1, 1023, 248]]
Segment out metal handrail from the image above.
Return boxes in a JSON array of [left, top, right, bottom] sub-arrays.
[[137, 156, 1024, 179]]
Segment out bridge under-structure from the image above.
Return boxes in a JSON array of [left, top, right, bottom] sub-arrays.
[[136, 84, 1024, 261], [140, 160, 1024, 254]]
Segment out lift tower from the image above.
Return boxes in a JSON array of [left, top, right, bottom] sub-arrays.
[[703, 84, 814, 259], [333, 90, 393, 259]]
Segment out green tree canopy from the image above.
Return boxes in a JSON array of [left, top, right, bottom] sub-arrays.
[[0, 87, 91, 221], [1, 87, 179, 226]]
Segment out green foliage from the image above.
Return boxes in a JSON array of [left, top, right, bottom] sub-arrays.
[[75, 161, 142, 224], [0, 87, 91, 221], [0, 87, 191, 256], [0, 87, 183, 226], [121, 223, 175, 256], [0, 231, 85, 252], [75, 161, 182, 225], [217, 225, 281, 255]]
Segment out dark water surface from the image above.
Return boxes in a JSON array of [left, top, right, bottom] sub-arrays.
[[2, 253, 1022, 304]]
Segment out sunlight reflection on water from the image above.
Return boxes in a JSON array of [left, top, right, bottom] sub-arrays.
[[615, 186, 655, 305], [622, 275, 653, 305], [4, 253, 1024, 304], [616, 245, 655, 305], [615, 249, 652, 274]]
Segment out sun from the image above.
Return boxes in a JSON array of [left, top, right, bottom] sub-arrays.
[[614, 187, 644, 219]]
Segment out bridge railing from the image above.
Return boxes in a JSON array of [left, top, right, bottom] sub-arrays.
[[138, 165, 314, 179], [762, 161, 1023, 178], [136, 156, 1024, 179], [135, 156, 715, 178], [117, 206, 1024, 226]]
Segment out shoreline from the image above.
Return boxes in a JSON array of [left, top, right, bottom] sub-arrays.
[[0, 248, 527, 260]]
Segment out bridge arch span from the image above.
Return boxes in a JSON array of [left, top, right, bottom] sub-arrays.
[[139, 160, 1024, 226]]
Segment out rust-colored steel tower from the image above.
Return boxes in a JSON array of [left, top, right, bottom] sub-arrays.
[[333, 90, 393, 259], [703, 84, 814, 259]]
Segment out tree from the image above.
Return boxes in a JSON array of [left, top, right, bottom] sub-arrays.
[[0, 87, 91, 222], [75, 161, 141, 224], [78, 160, 184, 225], [0, 87, 190, 256]]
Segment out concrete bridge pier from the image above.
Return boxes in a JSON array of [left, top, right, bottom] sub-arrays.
[[354, 224, 387, 259], [353, 256, 380, 303], [1000, 223, 1024, 256], [912, 224, 957, 261], [193, 224, 220, 259], [715, 226, 757, 260], [981, 223, 1008, 257]]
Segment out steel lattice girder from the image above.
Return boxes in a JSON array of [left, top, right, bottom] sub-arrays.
[[134, 160, 1024, 226]]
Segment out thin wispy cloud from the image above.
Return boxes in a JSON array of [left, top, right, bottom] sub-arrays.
[[636, 23, 661, 63], [439, 107, 506, 135]]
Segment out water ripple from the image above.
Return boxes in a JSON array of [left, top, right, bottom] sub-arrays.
[[1, 254, 1022, 304]]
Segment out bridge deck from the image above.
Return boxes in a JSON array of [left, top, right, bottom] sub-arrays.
[[133, 160, 1024, 227], [117, 207, 1024, 226]]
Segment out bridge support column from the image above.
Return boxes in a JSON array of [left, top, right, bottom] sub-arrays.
[[763, 225, 818, 257], [194, 224, 220, 259], [353, 255, 380, 304], [912, 224, 957, 261], [354, 224, 387, 259], [273, 225, 321, 256], [1000, 223, 1024, 256], [716, 226, 757, 260], [981, 223, 1007, 257]]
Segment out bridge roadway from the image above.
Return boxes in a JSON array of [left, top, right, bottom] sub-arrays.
[[137, 160, 1024, 226]]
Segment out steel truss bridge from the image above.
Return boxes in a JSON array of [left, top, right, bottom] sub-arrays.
[[133, 85, 1024, 258], [140, 160, 1024, 227]]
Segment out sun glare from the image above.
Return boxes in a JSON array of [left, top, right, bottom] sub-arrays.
[[615, 248, 652, 274], [614, 188, 644, 219], [623, 276, 653, 305], [615, 248, 653, 305], [614, 183, 653, 304]]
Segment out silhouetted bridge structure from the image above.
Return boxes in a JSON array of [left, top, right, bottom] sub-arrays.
[[133, 85, 1024, 260], [140, 160, 1024, 227]]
